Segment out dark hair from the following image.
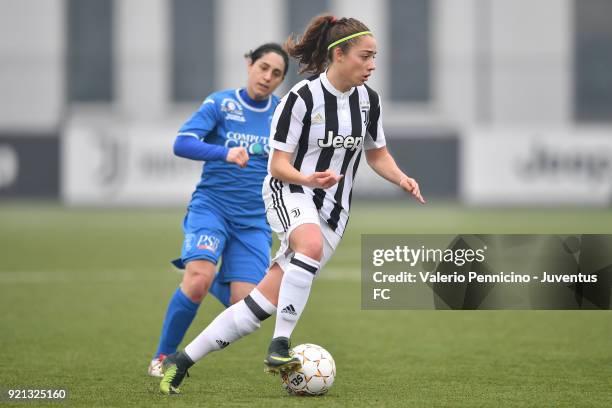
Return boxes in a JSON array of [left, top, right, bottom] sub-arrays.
[[244, 43, 290, 76], [284, 14, 371, 74]]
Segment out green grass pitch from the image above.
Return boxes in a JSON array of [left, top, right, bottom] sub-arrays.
[[1, 202, 611, 407]]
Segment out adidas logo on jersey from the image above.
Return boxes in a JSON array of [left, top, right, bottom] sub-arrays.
[[318, 131, 363, 151], [311, 112, 325, 124], [281, 304, 297, 315], [216, 339, 230, 349]]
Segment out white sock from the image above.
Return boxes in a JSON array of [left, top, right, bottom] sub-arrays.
[[184, 288, 276, 362], [273, 253, 320, 339]]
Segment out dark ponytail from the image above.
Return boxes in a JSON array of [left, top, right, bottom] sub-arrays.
[[284, 14, 371, 75]]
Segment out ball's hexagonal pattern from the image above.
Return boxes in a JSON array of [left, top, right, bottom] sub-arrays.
[[281, 343, 336, 396]]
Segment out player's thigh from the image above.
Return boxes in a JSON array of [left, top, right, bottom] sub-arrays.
[[272, 216, 340, 279], [180, 207, 228, 267], [317, 220, 342, 271], [263, 178, 320, 238], [218, 226, 271, 287], [264, 180, 323, 267]]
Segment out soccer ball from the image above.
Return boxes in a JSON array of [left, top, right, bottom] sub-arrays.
[[281, 343, 336, 396]]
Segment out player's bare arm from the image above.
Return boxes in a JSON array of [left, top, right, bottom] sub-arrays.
[[365, 146, 425, 204], [269, 149, 343, 189]]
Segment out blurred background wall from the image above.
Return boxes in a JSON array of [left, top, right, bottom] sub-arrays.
[[0, 0, 611, 205]]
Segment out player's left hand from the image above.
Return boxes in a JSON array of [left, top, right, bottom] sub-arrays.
[[400, 177, 426, 204]]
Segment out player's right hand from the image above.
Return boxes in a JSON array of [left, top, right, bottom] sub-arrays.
[[226, 147, 249, 168], [400, 176, 426, 204], [305, 169, 343, 189]]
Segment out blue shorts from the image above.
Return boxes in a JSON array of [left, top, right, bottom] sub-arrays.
[[175, 207, 272, 307]]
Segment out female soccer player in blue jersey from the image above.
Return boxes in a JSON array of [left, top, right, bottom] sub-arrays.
[[148, 43, 289, 377], [159, 15, 425, 394]]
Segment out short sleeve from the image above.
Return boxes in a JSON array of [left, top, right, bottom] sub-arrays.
[[364, 97, 387, 150], [269, 92, 307, 153], [177, 96, 220, 140]]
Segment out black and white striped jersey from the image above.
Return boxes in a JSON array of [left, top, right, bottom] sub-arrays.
[[267, 71, 386, 236]]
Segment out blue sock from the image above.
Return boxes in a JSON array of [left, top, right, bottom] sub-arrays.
[[154, 287, 200, 358]]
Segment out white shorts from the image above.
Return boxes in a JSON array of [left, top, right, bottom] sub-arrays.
[[262, 177, 341, 276]]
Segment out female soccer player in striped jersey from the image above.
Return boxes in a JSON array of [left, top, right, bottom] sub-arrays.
[[159, 15, 425, 394]]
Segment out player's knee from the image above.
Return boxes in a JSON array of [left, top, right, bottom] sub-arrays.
[[182, 282, 208, 303], [294, 238, 323, 261], [183, 266, 214, 302]]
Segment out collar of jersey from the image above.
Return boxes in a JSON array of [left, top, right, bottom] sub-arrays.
[[235, 88, 272, 112], [320, 71, 355, 98]]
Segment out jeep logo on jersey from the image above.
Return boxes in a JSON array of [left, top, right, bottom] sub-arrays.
[[318, 131, 363, 151]]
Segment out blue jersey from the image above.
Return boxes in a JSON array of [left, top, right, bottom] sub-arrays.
[[177, 88, 279, 228]]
